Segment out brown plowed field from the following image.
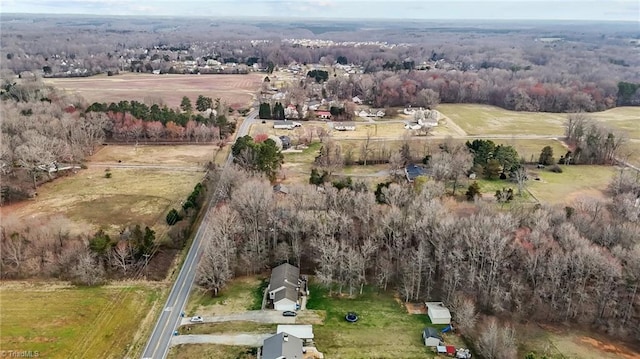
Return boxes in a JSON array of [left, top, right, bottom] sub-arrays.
[[44, 72, 263, 108]]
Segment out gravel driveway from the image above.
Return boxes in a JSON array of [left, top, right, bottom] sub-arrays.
[[170, 333, 272, 347]]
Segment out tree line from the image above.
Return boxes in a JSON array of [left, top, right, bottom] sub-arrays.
[[0, 176, 212, 283], [86, 95, 236, 141]]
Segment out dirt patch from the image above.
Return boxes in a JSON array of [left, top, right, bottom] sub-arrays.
[[519, 322, 640, 359], [578, 337, 639, 359], [404, 302, 427, 314]]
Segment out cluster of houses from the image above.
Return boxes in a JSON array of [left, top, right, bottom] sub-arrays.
[[403, 107, 440, 130]]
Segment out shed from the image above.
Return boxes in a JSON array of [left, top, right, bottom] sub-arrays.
[[423, 326, 443, 347], [426, 302, 452, 325]]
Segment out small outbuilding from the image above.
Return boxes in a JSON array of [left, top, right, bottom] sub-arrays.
[[423, 327, 443, 347], [426, 302, 452, 325]]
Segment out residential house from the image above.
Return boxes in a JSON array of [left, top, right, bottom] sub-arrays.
[[333, 122, 356, 131], [405, 164, 427, 183], [316, 111, 332, 120], [262, 332, 303, 359], [426, 302, 452, 325], [357, 109, 386, 118], [422, 327, 443, 347], [352, 96, 363, 104], [274, 121, 302, 130], [268, 263, 301, 311]]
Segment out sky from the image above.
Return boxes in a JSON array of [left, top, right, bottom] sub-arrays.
[[1, 0, 639, 21]]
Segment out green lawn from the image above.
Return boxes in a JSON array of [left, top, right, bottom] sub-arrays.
[[437, 104, 567, 136], [527, 165, 618, 204], [589, 107, 640, 139], [186, 276, 266, 317], [0, 284, 163, 359], [307, 284, 454, 359]]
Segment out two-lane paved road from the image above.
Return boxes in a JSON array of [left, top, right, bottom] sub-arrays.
[[141, 109, 258, 359]]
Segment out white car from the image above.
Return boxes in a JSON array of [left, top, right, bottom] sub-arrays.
[[190, 316, 204, 323]]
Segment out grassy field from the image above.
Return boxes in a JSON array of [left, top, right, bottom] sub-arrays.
[[1, 145, 207, 234], [167, 344, 256, 359], [589, 107, 640, 139], [307, 283, 463, 359], [437, 104, 567, 136], [0, 283, 164, 359], [91, 144, 219, 166], [186, 276, 266, 317], [527, 165, 618, 204], [44, 72, 262, 108]]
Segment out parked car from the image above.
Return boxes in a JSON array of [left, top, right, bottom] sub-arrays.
[[190, 316, 204, 323], [282, 311, 297, 317]]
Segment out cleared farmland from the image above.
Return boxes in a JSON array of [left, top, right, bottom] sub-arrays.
[[1, 145, 209, 233], [44, 72, 263, 108], [437, 104, 567, 136], [0, 284, 164, 359]]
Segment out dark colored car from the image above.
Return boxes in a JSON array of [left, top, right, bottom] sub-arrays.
[[282, 311, 297, 317]]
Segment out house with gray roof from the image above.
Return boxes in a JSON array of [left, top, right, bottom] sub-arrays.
[[262, 332, 303, 359], [268, 263, 301, 311]]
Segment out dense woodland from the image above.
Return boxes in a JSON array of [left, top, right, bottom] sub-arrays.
[[195, 166, 640, 344]]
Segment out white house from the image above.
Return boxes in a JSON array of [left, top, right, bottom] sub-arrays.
[[273, 121, 302, 130], [333, 122, 356, 131], [426, 302, 452, 325], [352, 96, 363, 104], [268, 263, 301, 311]]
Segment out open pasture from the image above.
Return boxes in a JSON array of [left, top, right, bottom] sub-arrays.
[[44, 73, 263, 108], [437, 104, 567, 136], [589, 106, 640, 139], [0, 145, 207, 233], [0, 283, 162, 359], [527, 165, 618, 204]]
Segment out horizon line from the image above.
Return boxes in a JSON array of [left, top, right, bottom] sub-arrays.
[[2, 12, 638, 23]]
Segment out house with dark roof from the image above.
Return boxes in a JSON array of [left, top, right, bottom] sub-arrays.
[[273, 184, 289, 195], [262, 332, 303, 359], [405, 164, 427, 183], [422, 326, 443, 347], [268, 263, 301, 311]]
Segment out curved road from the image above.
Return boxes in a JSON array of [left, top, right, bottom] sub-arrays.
[[141, 109, 258, 359]]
